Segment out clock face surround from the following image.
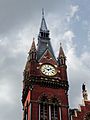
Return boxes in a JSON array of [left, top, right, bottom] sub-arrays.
[[41, 64, 57, 76]]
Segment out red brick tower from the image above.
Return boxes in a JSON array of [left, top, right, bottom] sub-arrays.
[[22, 10, 69, 120]]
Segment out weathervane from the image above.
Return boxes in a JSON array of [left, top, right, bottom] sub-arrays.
[[42, 8, 44, 18]]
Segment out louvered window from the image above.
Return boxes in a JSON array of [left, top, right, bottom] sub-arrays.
[[51, 98, 59, 120], [40, 96, 48, 120]]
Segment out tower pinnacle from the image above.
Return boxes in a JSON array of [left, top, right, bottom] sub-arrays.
[[82, 83, 88, 101], [59, 43, 65, 58], [29, 38, 36, 53], [28, 38, 37, 60], [58, 43, 66, 66], [40, 9, 48, 32]]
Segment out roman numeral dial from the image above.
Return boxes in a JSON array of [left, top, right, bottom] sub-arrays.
[[41, 64, 57, 76]]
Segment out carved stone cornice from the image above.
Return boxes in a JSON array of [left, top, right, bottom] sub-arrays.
[[28, 76, 69, 90]]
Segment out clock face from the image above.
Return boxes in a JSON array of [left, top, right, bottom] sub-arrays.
[[41, 64, 57, 76]]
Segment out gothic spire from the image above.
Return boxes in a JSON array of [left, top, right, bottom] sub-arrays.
[[28, 38, 37, 60], [58, 43, 65, 58], [29, 38, 36, 53], [37, 10, 55, 60], [58, 43, 66, 66], [40, 8, 48, 32]]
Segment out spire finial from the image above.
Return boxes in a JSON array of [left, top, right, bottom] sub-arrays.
[[60, 42, 62, 47], [42, 8, 44, 18], [82, 83, 88, 101], [33, 37, 35, 41], [82, 82, 86, 91], [40, 8, 48, 32]]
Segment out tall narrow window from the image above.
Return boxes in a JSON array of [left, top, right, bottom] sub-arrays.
[[40, 96, 48, 120], [51, 98, 59, 120]]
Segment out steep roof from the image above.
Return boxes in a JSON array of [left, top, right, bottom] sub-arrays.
[[29, 38, 36, 53], [37, 10, 56, 60], [58, 43, 65, 58], [40, 17, 48, 32], [40, 8, 49, 32]]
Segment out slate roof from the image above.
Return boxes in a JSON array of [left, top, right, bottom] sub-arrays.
[[37, 12, 56, 60]]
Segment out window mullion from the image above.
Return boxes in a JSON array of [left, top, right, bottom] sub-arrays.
[[54, 104, 55, 119], [43, 104, 45, 120]]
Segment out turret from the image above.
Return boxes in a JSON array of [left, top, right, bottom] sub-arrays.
[[57, 43, 66, 66], [28, 38, 37, 61], [23, 38, 37, 82], [57, 43, 67, 81]]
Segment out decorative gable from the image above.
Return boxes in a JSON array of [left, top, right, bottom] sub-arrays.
[[39, 49, 57, 65]]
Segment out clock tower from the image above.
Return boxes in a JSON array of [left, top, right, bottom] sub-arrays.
[[22, 10, 69, 120]]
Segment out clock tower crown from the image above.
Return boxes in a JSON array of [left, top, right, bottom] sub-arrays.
[[37, 9, 56, 61]]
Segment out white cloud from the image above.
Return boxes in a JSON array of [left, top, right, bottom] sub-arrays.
[[66, 5, 79, 22], [61, 30, 90, 107], [0, 36, 10, 47], [62, 30, 75, 48], [70, 5, 79, 18], [88, 28, 90, 41], [0, 81, 13, 104], [81, 52, 90, 69]]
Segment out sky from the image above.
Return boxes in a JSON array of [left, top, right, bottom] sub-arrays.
[[0, 0, 90, 120]]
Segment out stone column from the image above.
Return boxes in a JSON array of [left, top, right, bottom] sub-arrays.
[[59, 107, 62, 120], [39, 104, 40, 120], [30, 103, 31, 120], [49, 105, 51, 120]]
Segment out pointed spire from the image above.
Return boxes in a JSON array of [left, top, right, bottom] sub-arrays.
[[40, 9, 48, 32], [58, 43, 66, 66], [82, 83, 88, 101], [37, 10, 55, 60], [58, 43, 65, 58], [29, 38, 36, 53], [28, 38, 37, 61], [42, 8, 44, 18]]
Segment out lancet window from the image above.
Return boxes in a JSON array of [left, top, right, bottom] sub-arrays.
[[51, 98, 59, 120], [40, 96, 48, 120]]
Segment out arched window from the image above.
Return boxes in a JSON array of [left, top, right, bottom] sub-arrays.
[[40, 96, 48, 120], [51, 98, 59, 120]]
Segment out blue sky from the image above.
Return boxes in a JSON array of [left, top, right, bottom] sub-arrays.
[[0, 0, 90, 120]]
